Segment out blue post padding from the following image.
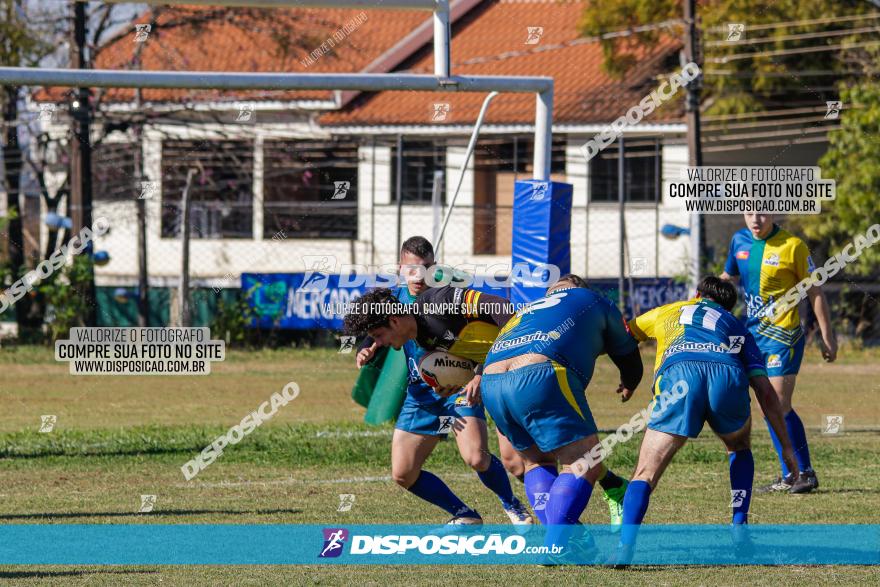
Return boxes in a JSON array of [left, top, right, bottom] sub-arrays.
[[511, 180, 573, 305]]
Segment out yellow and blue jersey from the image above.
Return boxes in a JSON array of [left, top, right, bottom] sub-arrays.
[[628, 298, 767, 380], [724, 225, 815, 346], [486, 287, 638, 388]]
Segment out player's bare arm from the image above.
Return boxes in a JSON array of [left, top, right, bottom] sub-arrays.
[[808, 286, 838, 362]]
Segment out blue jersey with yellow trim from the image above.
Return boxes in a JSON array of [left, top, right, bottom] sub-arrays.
[[628, 297, 767, 379], [724, 225, 815, 345], [485, 287, 638, 388]]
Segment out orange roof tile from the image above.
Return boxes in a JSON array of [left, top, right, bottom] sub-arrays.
[[38, 1, 683, 126], [321, 0, 683, 126], [40, 5, 427, 104]]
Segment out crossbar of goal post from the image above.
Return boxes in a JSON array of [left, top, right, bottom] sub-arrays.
[[0, 68, 554, 180], [34, 0, 553, 179]]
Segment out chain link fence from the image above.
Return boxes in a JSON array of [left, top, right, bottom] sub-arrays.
[[2, 128, 877, 341]]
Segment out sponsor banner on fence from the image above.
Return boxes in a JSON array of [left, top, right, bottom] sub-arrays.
[[0, 525, 877, 565], [241, 273, 512, 330], [242, 274, 689, 330]]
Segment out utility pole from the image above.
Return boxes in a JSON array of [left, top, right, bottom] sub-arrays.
[[179, 168, 196, 327], [617, 137, 626, 315], [69, 0, 97, 325], [133, 56, 149, 326], [684, 0, 704, 288]]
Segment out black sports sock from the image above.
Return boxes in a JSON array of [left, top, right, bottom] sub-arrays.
[[598, 469, 625, 491]]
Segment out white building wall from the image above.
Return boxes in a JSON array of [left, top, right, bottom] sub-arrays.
[[93, 129, 691, 287], [566, 138, 692, 280]]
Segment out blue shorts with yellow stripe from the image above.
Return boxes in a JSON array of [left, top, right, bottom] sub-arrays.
[[481, 361, 597, 452], [649, 360, 751, 438], [754, 333, 805, 377], [395, 393, 485, 437]]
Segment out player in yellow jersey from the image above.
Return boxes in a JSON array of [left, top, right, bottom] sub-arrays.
[[721, 214, 837, 494]]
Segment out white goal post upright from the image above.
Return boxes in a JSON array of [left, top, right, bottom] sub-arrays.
[[22, 0, 552, 179]]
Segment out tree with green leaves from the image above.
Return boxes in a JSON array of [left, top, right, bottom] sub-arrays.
[[1, 0, 57, 340], [578, 0, 876, 116]]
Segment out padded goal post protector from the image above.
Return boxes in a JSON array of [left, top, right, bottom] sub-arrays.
[[510, 180, 573, 305]]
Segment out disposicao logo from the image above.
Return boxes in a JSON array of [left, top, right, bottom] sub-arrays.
[[319, 528, 349, 558]]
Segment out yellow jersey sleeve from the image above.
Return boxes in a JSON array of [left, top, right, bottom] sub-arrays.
[[628, 306, 661, 342], [792, 239, 814, 282]]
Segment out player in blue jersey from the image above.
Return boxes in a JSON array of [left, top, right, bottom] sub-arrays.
[[348, 271, 636, 530], [721, 213, 837, 494], [612, 276, 797, 566], [481, 274, 644, 559], [352, 237, 532, 525]]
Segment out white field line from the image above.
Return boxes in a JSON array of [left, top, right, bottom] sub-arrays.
[[175, 473, 477, 489]]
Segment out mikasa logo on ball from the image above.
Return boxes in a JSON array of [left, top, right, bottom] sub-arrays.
[[433, 356, 472, 369]]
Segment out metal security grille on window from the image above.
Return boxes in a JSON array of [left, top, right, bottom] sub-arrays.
[[263, 139, 359, 240], [161, 140, 254, 239], [589, 139, 662, 203]]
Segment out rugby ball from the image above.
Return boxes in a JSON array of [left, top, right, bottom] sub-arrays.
[[418, 351, 476, 390]]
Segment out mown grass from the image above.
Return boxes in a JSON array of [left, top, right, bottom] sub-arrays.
[[0, 346, 878, 585]]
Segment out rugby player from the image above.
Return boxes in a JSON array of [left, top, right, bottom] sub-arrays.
[[346, 273, 632, 526], [614, 276, 797, 564], [349, 237, 532, 525], [479, 274, 644, 554], [721, 214, 837, 494]]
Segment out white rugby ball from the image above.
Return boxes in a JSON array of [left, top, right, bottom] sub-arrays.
[[418, 351, 476, 390]]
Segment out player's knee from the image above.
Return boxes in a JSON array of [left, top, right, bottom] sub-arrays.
[[500, 453, 524, 478], [463, 450, 490, 472], [632, 466, 660, 488], [392, 467, 419, 489], [725, 437, 751, 452]]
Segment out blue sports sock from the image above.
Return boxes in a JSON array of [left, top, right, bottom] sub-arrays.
[[545, 473, 593, 549], [729, 449, 754, 524], [407, 470, 477, 518], [545, 472, 593, 525], [764, 417, 790, 477], [524, 465, 558, 525], [621, 480, 652, 546], [785, 410, 812, 472], [477, 454, 516, 507]]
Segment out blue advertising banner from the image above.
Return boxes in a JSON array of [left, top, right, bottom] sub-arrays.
[[242, 273, 368, 330], [0, 524, 877, 565], [241, 273, 690, 330], [588, 278, 691, 318]]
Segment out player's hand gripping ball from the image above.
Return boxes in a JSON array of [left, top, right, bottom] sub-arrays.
[[418, 351, 476, 396]]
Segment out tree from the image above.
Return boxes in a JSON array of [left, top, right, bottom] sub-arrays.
[[5, 3, 320, 339], [1, 0, 56, 340], [796, 82, 880, 276], [577, 0, 876, 116]]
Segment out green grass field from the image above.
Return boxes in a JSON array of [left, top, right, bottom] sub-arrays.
[[1, 344, 878, 585]]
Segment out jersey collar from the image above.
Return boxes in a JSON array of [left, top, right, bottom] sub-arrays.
[[754, 223, 780, 242]]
